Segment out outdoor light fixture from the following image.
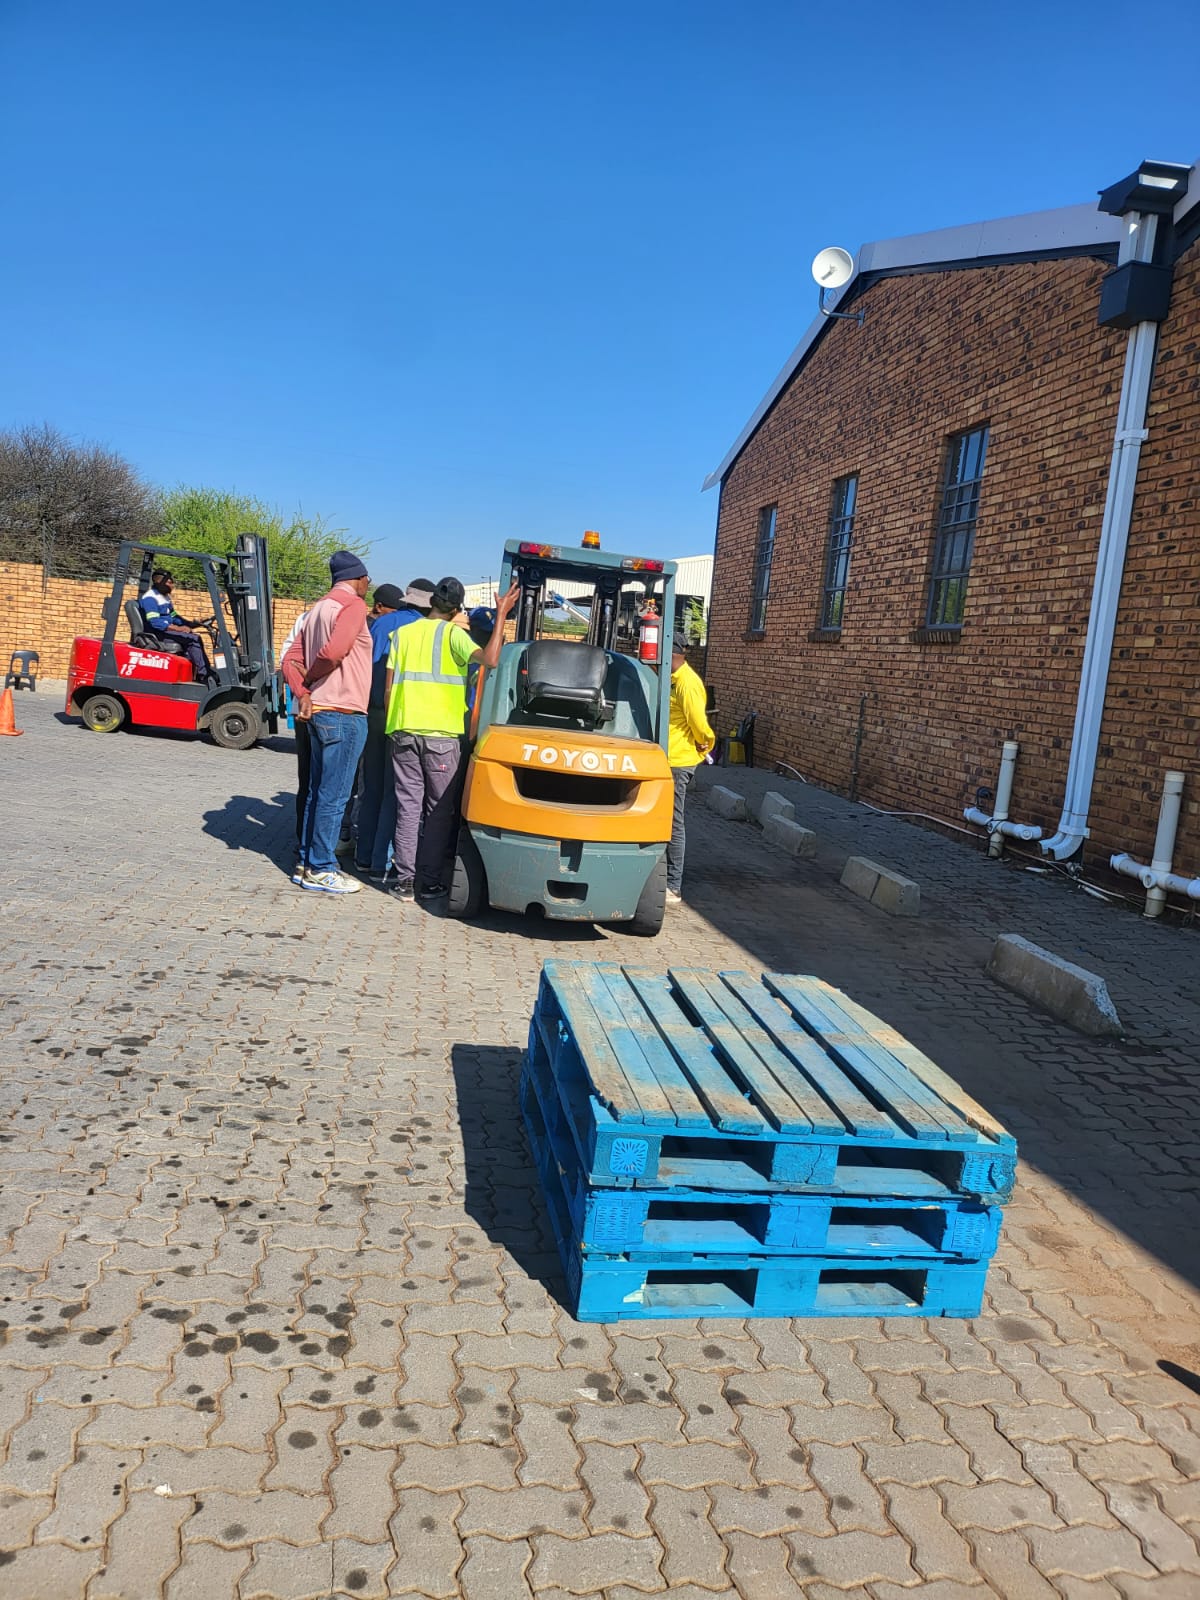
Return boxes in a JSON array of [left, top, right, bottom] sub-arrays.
[[1098, 160, 1191, 217], [812, 246, 865, 326]]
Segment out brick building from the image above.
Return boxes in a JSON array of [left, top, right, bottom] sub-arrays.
[[703, 158, 1200, 884]]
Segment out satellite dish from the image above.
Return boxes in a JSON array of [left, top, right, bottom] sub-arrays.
[[811, 246, 854, 289]]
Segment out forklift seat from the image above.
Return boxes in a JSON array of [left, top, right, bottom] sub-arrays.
[[125, 598, 183, 654], [520, 640, 611, 724]]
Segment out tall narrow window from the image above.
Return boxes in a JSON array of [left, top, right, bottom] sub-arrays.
[[926, 426, 988, 628], [820, 474, 858, 631], [749, 504, 776, 633]]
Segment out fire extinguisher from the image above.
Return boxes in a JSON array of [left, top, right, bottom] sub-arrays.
[[638, 600, 661, 664]]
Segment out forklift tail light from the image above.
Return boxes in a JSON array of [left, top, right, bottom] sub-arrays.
[[621, 557, 665, 572], [518, 542, 560, 559]]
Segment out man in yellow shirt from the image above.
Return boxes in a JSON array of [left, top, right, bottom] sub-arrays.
[[666, 632, 715, 906]]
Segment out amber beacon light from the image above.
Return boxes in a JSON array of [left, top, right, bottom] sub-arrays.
[[581, 530, 601, 549]]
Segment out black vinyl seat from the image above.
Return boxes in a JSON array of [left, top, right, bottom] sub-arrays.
[[520, 640, 611, 724], [125, 598, 183, 653]]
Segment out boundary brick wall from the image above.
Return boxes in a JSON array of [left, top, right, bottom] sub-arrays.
[[0, 564, 308, 682], [708, 249, 1200, 871]]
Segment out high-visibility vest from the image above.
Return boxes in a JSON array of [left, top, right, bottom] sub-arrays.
[[384, 616, 471, 736]]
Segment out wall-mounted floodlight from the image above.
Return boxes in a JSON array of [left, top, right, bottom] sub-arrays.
[[812, 246, 865, 326]]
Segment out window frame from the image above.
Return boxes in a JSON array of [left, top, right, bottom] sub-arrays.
[[818, 473, 858, 633], [925, 425, 989, 630], [747, 503, 777, 635]]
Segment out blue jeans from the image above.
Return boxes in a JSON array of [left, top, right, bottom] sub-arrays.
[[300, 711, 368, 874], [354, 706, 396, 873]]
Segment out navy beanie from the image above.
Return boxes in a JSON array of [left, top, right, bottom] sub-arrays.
[[329, 550, 369, 584]]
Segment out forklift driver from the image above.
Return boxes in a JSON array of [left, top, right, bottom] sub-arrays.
[[140, 569, 217, 684]]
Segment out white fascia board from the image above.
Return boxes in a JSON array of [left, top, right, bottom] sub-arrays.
[[702, 202, 1125, 493], [1174, 158, 1200, 223]]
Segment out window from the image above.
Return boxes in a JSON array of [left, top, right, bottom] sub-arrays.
[[819, 474, 858, 631], [748, 504, 776, 633], [926, 426, 988, 628]]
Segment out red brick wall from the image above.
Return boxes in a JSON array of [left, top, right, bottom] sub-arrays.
[[708, 250, 1200, 870], [0, 563, 307, 681]]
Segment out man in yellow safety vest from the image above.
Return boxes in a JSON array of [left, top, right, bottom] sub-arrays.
[[384, 575, 519, 903]]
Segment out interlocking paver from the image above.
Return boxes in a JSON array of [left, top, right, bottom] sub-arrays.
[[0, 1540, 103, 1598], [86, 1489, 192, 1600], [3, 691, 1200, 1598], [529, 1529, 665, 1593]]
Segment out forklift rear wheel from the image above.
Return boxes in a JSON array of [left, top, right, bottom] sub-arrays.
[[447, 828, 487, 919], [628, 852, 667, 936], [81, 693, 126, 733], [209, 702, 261, 751]]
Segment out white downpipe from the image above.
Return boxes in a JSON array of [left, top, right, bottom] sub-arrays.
[[1040, 210, 1160, 861], [1109, 770, 1199, 916], [963, 740, 1042, 852]]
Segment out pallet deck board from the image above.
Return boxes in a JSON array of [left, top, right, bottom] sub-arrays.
[[527, 964, 1016, 1197]]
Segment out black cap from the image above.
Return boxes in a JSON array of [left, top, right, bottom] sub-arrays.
[[431, 577, 466, 614], [672, 632, 688, 654], [372, 583, 403, 609]]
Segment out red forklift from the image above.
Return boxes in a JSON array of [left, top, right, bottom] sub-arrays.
[[66, 533, 283, 749]]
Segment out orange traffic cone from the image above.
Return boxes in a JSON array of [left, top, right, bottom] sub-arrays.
[[0, 687, 23, 736]]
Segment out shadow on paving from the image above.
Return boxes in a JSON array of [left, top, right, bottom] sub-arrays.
[[676, 811, 1200, 1309], [202, 789, 295, 868], [451, 1043, 566, 1305]]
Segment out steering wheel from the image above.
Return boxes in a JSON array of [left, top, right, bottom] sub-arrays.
[[196, 616, 220, 646]]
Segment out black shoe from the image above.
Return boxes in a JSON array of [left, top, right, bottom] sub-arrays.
[[418, 882, 448, 901], [390, 879, 415, 902]]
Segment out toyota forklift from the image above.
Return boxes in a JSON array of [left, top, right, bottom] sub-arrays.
[[66, 533, 282, 749], [448, 535, 678, 935]]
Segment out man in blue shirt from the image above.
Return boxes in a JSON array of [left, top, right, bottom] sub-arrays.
[[354, 579, 435, 879], [140, 569, 216, 684]]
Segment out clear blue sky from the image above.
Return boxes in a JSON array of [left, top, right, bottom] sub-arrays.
[[2, 0, 1197, 586]]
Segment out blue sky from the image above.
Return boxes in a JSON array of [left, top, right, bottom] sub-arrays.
[[1, 0, 1197, 586]]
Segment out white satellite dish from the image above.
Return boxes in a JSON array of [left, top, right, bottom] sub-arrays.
[[811, 246, 854, 289]]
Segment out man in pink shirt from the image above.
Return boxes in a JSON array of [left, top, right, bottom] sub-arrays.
[[281, 550, 372, 894]]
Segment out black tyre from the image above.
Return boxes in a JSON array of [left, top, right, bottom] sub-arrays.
[[447, 827, 487, 919], [81, 693, 126, 733], [629, 850, 667, 936], [209, 701, 261, 751]]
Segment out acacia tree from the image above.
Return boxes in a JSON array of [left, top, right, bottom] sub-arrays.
[[0, 423, 162, 577], [159, 487, 370, 600]]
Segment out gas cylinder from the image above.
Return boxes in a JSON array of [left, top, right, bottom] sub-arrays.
[[638, 600, 661, 664]]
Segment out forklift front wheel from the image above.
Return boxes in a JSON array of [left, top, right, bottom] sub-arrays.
[[81, 693, 126, 734], [628, 851, 667, 937], [447, 828, 487, 919], [209, 702, 262, 751]]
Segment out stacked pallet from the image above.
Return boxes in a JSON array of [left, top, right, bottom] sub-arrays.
[[520, 961, 1017, 1322]]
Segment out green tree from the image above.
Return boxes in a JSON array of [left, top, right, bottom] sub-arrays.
[[158, 486, 370, 600]]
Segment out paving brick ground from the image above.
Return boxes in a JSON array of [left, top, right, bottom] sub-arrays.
[[0, 688, 1198, 1599]]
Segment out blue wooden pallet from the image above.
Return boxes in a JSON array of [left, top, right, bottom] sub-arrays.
[[529, 963, 1017, 1200], [523, 1071, 992, 1321], [521, 1047, 1002, 1260]]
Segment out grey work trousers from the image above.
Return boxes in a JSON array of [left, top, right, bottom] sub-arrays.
[[391, 733, 466, 889], [667, 766, 695, 893]]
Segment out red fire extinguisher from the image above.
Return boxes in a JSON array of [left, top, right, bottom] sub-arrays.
[[638, 599, 661, 664]]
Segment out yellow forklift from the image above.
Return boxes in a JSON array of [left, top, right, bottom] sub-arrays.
[[448, 535, 678, 935]]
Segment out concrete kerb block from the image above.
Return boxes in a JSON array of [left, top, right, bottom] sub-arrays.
[[708, 785, 748, 821], [986, 933, 1124, 1038], [840, 855, 921, 916], [758, 790, 795, 828], [763, 815, 817, 858]]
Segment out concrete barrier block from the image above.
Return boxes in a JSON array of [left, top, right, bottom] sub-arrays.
[[763, 815, 817, 858], [986, 933, 1123, 1038], [840, 856, 921, 916], [758, 790, 795, 827], [708, 785, 748, 821]]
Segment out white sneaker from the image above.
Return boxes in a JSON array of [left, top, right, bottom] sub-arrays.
[[291, 862, 306, 884], [666, 889, 683, 906], [301, 870, 363, 894]]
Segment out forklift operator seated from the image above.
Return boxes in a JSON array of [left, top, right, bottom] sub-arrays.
[[140, 569, 217, 685]]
